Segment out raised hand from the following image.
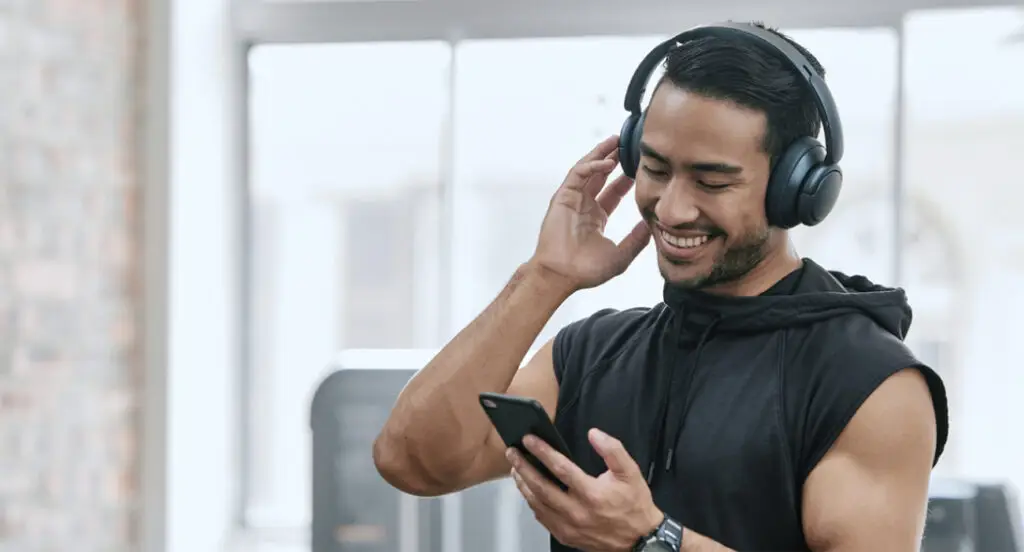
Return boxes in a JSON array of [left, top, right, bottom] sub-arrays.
[[529, 135, 652, 292]]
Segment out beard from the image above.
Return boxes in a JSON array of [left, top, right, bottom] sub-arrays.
[[660, 222, 771, 290]]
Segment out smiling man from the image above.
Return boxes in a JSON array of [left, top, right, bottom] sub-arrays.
[[373, 21, 948, 552]]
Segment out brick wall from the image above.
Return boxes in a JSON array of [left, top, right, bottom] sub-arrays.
[[0, 1, 142, 550]]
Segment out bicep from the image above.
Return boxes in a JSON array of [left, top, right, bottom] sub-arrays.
[[465, 339, 560, 485], [802, 368, 938, 552]]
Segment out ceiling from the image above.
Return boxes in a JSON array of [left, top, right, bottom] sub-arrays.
[[233, 0, 1023, 43]]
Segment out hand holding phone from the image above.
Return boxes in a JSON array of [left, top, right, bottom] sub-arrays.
[[479, 392, 574, 490]]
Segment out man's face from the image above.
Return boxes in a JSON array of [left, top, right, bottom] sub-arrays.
[[634, 84, 775, 290]]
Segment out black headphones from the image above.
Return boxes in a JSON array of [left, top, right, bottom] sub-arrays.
[[618, 22, 845, 229]]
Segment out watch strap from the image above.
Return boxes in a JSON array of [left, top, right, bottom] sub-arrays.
[[634, 515, 684, 552], [657, 517, 684, 551]]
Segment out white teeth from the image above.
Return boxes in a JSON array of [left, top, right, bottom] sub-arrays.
[[661, 231, 710, 249]]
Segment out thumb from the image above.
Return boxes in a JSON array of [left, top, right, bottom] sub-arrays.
[[589, 428, 640, 480], [612, 221, 651, 273]]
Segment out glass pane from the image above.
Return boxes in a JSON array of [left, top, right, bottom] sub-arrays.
[[451, 29, 898, 348], [246, 41, 450, 528], [902, 6, 1024, 500], [784, 27, 898, 283], [451, 36, 667, 347]]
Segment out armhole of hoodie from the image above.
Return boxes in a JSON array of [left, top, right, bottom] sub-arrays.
[[552, 307, 652, 421], [795, 328, 949, 484], [552, 310, 607, 421]]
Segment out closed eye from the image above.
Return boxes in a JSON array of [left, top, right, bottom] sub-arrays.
[[698, 181, 731, 191], [641, 165, 668, 178]]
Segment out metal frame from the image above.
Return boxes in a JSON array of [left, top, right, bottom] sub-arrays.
[[892, 29, 907, 287], [228, 0, 1015, 533], [141, 0, 172, 549], [231, 35, 254, 531]]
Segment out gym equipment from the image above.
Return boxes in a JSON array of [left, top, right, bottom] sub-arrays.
[[310, 366, 443, 552], [310, 354, 548, 551], [923, 478, 1022, 552]]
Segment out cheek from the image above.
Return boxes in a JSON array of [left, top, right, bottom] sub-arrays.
[[715, 194, 767, 235], [633, 178, 657, 211]]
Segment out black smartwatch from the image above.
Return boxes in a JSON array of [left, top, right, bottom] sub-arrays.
[[634, 515, 684, 552]]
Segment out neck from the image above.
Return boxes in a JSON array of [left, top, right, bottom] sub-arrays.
[[703, 233, 802, 297]]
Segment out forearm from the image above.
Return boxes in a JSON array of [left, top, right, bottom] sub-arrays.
[[375, 263, 571, 483]]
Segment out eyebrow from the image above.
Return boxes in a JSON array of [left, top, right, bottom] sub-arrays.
[[638, 141, 743, 175]]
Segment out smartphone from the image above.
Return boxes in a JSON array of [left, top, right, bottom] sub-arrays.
[[479, 392, 574, 491]]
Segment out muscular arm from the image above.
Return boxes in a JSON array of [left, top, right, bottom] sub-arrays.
[[676, 368, 937, 552], [801, 368, 937, 552], [373, 263, 570, 496]]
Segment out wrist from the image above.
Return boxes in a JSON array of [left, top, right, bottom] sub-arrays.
[[633, 507, 688, 552], [641, 505, 665, 537], [518, 261, 577, 302], [630, 505, 666, 549]]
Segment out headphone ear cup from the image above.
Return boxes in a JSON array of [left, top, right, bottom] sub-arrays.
[[618, 114, 640, 179], [618, 111, 647, 179], [796, 164, 842, 226], [765, 137, 826, 229]]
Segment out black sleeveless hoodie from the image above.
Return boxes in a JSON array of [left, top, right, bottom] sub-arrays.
[[550, 259, 949, 552]]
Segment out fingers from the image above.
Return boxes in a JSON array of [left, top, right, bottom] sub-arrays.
[[582, 149, 620, 198], [588, 428, 643, 480], [595, 173, 635, 215], [511, 467, 558, 518], [617, 221, 652, 258], [577, 135, 620, 165], [507, 448, 575, 512], [563, 158, 617, 192], [522, 435, 594, 491], [611, 221, 652, 274], [564, 136, 620, 192]]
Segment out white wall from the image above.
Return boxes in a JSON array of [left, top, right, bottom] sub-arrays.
[[153, 0, 241, 550]]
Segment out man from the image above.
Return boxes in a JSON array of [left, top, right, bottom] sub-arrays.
[[373, 21, 948, 552]]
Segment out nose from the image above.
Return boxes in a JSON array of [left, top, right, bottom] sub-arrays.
[[653, 178, 701, 228]]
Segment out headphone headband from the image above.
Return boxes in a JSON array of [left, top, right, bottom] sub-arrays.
[[623, 22, 844, 165]]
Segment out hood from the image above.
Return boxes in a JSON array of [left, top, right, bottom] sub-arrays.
[[662, 259, 913, 341]]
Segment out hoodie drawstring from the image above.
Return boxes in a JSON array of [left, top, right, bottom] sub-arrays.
[[646, 313, 722, 485], [646, 312, 686, 485], [664, 316, 720, 473]]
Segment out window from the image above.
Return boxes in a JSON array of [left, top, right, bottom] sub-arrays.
[[238, 14, 1024, 547], [901, 6, 1024, 490], [451, 35, 672, 348], [783, 27, 899, 282], [245, 41, 451, 529]]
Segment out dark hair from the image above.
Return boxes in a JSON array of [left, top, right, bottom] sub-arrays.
[[658, 21, 826, 167]]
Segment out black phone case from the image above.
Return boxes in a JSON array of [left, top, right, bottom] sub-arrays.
[[479, 392, 573, 491]]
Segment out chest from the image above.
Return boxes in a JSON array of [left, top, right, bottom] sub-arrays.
[[554, 333, 803, 545], [570, 336, 788, 462]]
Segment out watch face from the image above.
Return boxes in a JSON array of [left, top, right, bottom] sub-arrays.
[[641, 541, 674, 552]]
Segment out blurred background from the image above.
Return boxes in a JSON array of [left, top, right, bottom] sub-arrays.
[[1, 0, 1022, 551]]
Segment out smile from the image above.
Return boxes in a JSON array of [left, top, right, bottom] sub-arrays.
[[661, 231, 710, 249], [658, 229, 717, 259]]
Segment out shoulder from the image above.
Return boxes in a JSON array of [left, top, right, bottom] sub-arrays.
[[784, 313, 949, 479], [791, 311, 916, 371], [834, 368, 938, 467], [552, 304, 664, 384]]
